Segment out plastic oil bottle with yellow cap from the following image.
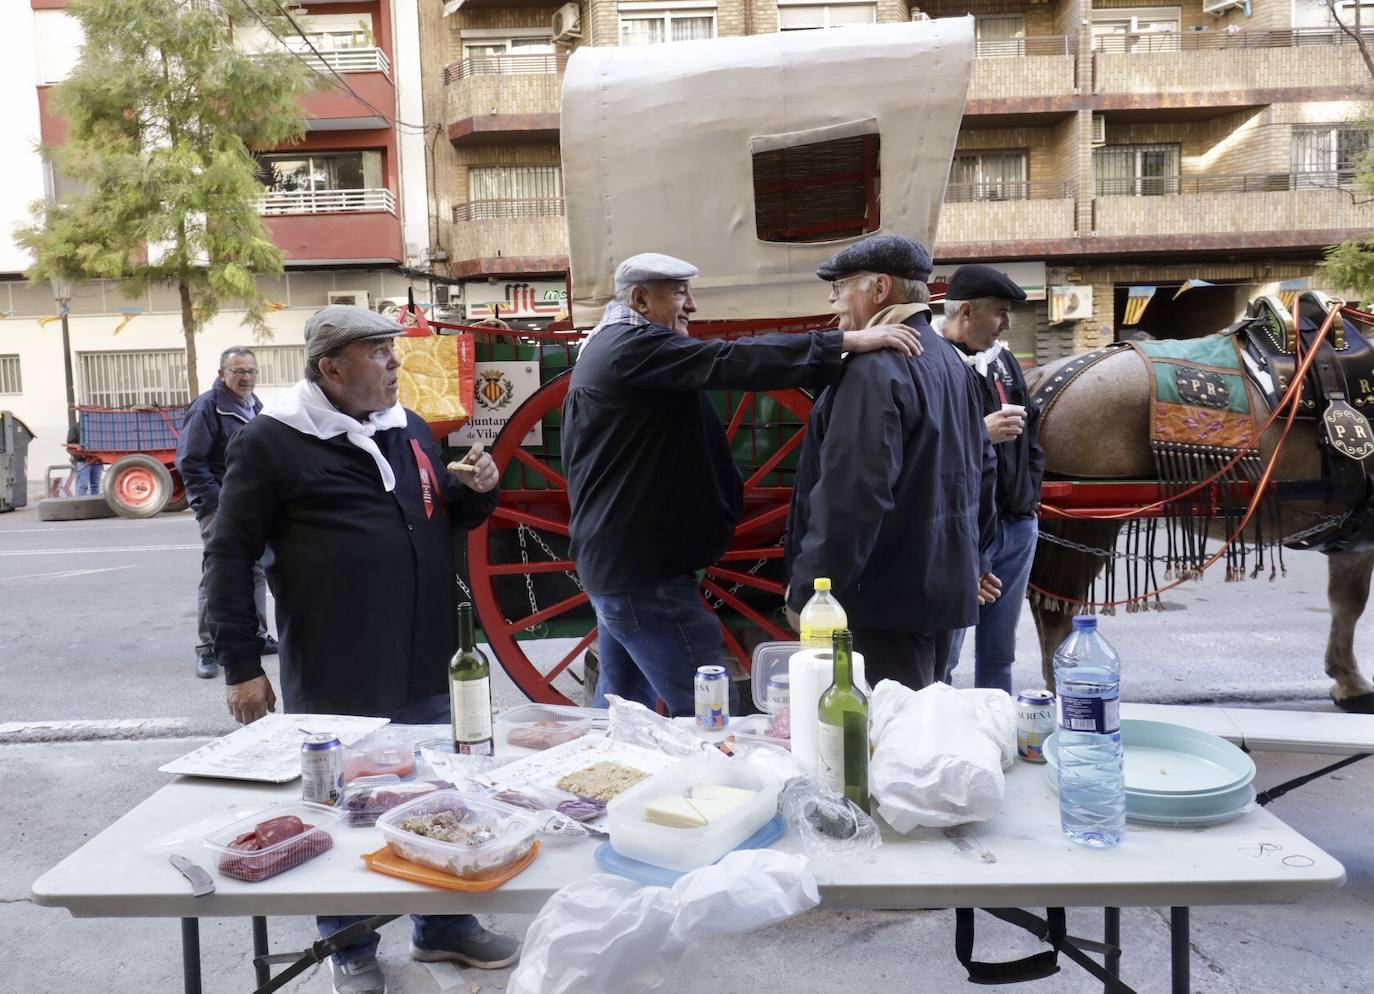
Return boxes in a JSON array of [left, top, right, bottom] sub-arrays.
[[799, 578, 847, 648]]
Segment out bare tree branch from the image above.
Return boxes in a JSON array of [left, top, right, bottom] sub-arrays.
[[1325, 0, 1374, 81]]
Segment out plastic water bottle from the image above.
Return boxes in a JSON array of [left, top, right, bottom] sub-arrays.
[[1053, 616, 1125, 848]]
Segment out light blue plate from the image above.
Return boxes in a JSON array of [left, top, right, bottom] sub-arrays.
[[1046, 760, 1257, 824], [1045, 719, 1255, 795]]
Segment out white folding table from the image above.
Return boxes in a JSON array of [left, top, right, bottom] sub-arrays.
[[32, 748, 1344, 994]]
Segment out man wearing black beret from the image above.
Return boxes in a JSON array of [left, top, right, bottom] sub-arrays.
[[785, 235, 1001, 692], [938, 264, 1045, 694]]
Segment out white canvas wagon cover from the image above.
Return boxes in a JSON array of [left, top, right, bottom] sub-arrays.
[[560, 17, 974, 326]]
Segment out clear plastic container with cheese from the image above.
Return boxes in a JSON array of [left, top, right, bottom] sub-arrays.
[[606, 757, 781, 872]]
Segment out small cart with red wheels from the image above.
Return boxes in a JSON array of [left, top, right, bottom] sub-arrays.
[[58, 405, 190, 518]]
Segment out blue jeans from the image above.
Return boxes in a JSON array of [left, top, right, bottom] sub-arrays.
[[946, 515, 1038, 695], [589, 575, 731, 718], [75, 462, 102, 496], [319, 694, 480, 966]]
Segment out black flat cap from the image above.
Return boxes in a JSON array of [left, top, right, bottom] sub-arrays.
[[945, 264, 1027, 303], [816, 234, 933, 283]]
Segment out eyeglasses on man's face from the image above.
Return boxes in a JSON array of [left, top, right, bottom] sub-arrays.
[[829, 274, 867, 296], [224, 368, 258, 377]]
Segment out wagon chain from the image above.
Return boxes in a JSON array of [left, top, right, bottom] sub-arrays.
[[1036, 513, 1350, 567], [704, 543, 778, 610]]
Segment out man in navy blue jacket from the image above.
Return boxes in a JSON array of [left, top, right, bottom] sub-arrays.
[[785, 235, 1001, 692], [176, 347, 275, 679]]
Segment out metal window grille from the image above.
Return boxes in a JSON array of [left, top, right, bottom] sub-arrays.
[[949, 151, 1028, 200], [77, 350, 189, 408], [251, 345, 306, 387], [468, 165, 564, 202], [0, 355, 20, 395]]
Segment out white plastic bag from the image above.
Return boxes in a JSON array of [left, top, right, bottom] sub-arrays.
[[508, 849, 819, 994], [868, 680, 1016, 831], [605, 694, 719, 759]]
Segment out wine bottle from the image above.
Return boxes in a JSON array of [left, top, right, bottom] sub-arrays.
[[816, 628, 869, 812], [450, 602, 494, 756]]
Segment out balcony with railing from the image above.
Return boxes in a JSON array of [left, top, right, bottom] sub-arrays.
[[1091, 172, 1374, 247], [1093, 27, 1374, 99], [294, 48, 396, 130], [449, 198, 569, 277], [445, 54, 567, 146], [967, 36, 1076, 105], [259, 188, 403, 263], [936, 180, 1078, 250]]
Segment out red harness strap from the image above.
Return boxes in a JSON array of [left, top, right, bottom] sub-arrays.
[[409, 438, 448, 520]]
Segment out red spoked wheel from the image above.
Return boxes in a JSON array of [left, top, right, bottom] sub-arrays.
[[468, 369, 813, 705]]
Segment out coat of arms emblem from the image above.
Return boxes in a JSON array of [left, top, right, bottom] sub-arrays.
[[477, 369, 516, 410]]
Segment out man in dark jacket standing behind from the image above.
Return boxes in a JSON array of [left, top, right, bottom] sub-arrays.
[[176, 346, 275, 679], [205, 306, 516, 993], [785, 235, 1001, 691], [563, 252, 922, 716], [938, 265, 1045, 694]]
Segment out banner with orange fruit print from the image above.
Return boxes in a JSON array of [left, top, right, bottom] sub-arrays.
[[394, 333, 476, 438]]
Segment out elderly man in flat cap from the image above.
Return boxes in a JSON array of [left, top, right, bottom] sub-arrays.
[[204, 305, 516, 992], [937, 265, 1045, 694], [785, 235, 1001, 692], [563, 252, 923, 715]]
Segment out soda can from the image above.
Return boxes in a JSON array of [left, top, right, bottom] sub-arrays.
[[695, 665, 730, 730], [766, 673, 791, 712], [301, 733, 343, 805], [1016, 689, 1057, 763]]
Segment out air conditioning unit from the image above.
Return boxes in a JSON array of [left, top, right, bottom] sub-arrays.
[[375, 296, 410, 315], [1091, 113, 1106, 147], [552, 3, 582, 42], [1202, 0, 1246, 13], [328, 290, 372, 309], [1051, 285, 1094, 323]]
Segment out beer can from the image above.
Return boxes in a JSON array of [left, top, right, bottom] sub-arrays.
[[301, 733, 343, 805], [695, 665, 730, 730], [766, 673, 791, 712], [1016, 689, 1057, 763]]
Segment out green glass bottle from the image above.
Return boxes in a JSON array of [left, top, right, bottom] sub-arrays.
[[450, 603, 493, 756], [816, 628, 869, 812]]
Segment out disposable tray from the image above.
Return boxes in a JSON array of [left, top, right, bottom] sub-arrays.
[[606, 757, 781, 873], [342, 726, 418, 784], [377, 789, 539, 880], [203, 801, 343, 882], [495, 704, 596, 751], [341, 776, 448, 828]]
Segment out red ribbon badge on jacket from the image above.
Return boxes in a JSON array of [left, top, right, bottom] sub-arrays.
[[409, 439, 448, 521]]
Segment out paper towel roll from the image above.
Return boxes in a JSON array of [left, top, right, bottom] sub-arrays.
[[788, 648, 866, 774]]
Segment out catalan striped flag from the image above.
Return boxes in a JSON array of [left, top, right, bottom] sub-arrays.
[[1173, 278, 1214, 300], [1277, 278, 1309, 313], [1123, 286, 1157, 326]]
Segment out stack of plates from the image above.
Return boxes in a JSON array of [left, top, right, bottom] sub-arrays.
[[1045, 719, 1257, 827]]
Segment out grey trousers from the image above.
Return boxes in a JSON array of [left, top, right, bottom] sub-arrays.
[[196, 511, 269, 655]]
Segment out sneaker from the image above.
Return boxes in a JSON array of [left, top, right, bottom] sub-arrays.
[[410, 925, 521, 969], [259, 635, 279, 655], [331, 956, 385, 994], [195, 654, 217, 680]]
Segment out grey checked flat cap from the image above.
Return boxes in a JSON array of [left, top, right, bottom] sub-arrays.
[[304, 305, 405, 361], [614, 252, 700, 292], [816, 234, 933, 283], [946, 264, 1027, 303]]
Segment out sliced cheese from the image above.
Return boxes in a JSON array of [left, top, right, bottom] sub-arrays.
[[644, 794, 709, 829], [686, 784, 757, 823]]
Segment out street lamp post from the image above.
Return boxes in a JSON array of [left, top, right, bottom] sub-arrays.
[[51, 279, 76, 433]]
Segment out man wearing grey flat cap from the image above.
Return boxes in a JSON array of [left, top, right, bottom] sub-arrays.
[[204, 304, 518, 991], [938, 264, 1044, 694], [785, 235, 1001, 693], [563, 251, 924, 715]]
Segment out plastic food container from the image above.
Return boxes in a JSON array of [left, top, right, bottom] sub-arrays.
[[341, 776, 449, 828], [342, 728, 418, 785], [750, 642, 799, 715], [203, 801, 343, 882], [495, 704, 596, 751], [377, 789, 540, 879], [607, 757, 782, 872], [719, 713, 790, 750]]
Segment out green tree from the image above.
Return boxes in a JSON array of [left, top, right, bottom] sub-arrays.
[[17, 0, 316, 396], [1316, 0, 1374, 301]]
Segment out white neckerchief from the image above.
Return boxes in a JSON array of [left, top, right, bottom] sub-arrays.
[[937, 318, 1006, 377], [262, 380, 408, 491], [579, 299, 648, 352]]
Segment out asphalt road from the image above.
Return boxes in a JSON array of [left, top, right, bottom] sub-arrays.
[[6, 504, 1374, 994]]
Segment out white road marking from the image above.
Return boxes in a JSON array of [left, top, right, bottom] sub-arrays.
[[0, 544, 201, 556], [0, 565, 136, 582]]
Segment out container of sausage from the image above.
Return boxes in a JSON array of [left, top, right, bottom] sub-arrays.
[[203, 801, 344, 882]]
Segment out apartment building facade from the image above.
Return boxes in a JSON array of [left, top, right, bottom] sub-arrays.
[[423, 0, 1374, 359], [2, 0, 433, 475]]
